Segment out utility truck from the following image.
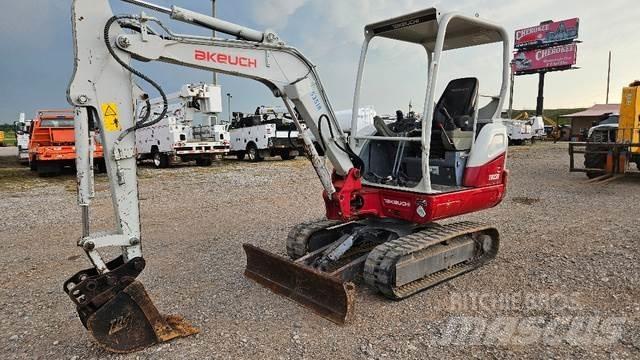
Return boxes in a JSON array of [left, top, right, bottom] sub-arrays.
[[135, 83, 230, 168], [503, 118, 533, 145], [229, 106, 377, 161], [28, 109, 104, 176], [14, 113, 32, 164], [334, 106, 377, 134], [503, 115, 545, 145], [228, 106, 305, 161]]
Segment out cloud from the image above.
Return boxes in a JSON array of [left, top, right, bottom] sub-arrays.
[[0, 1, 67, 45], [244, 0, 640, 113], [1, 0, 638, 123], [249, 0, 308, 30]]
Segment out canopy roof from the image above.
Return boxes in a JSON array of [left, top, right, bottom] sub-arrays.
[[560, 104, 620, 118], [365, 8, 505, 51]]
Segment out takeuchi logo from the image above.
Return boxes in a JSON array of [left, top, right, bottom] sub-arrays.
[[194, 50, 257, 68], [383, 198, 411, 208]]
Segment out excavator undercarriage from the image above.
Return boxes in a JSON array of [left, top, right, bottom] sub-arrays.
[[245, 219, 499, 323]]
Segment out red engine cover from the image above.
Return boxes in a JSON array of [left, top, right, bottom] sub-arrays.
[[324, 166, 508, 225], [463, 153, 507, 187]]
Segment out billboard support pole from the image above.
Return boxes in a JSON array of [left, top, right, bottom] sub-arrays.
[[536, 72, 546, 117], [606, 51, 612, 104], [508, 61, 515, 119]]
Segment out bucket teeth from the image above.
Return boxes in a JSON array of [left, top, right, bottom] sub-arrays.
[[243, 243, 355, 324]]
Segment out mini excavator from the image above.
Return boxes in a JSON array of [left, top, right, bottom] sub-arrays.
[[64, 0, 510, 353]]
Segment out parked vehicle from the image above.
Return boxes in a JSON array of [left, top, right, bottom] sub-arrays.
[[14, 113, 32, 163], [334, 106, 377, 134], [135, 84, 230, 168], [529, 116, 546, 139], [503, 118, 533, 145], [0, 130, 4, 147], [228, 106, 305, 161], [28, 109, 104, 176], [586, 114, 619, 139]]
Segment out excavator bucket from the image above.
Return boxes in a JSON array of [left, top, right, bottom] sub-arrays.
[[243, 244, 356, 324], [64, 257, 198, 353]]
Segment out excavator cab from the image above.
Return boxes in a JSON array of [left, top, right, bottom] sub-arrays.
[[351, 8, 509, 192]]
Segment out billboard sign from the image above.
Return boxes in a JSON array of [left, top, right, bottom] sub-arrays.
[[514, 18, 579, 49], [513, 43, 577, 75]]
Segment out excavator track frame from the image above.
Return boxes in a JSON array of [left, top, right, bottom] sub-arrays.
[[286, 219, 343, 259], [364, 221, 499, 299]]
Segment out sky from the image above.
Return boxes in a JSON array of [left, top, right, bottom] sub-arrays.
[[0, 0, 638, 124]]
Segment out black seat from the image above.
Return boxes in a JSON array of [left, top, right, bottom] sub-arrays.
[[433, 77, 478, 131], [430, 78, 478, 153]]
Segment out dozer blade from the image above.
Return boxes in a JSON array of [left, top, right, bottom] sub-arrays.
[[64, 257, 198, 353], [243, 243, 355, 324]]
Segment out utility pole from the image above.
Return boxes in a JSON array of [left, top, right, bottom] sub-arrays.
[[227, 93, 232, 123], [508, 60, 515, 119], [606, 51, 612, 104], [211, 0, 217, 86]]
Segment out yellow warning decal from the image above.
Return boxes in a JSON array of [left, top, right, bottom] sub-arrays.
[[101, 103, 121, 132]]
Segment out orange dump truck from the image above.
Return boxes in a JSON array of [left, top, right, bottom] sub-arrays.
[[28, 109, 104, 176]]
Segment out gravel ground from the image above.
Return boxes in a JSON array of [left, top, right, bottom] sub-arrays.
[[0, 142, 639, 359], [0, 146, 17, 157]]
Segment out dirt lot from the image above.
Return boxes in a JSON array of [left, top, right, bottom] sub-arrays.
[[0, 142, 638, 359]]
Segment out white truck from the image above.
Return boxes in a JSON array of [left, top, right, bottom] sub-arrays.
[[228, 106, 305, 161], [136, 84, 230, 168], [334, 106, 377, 134], [14, 113, 32, 164], [503, 118, 533, 145], [503, 115, 546, 145], [530, 115, 546, 139], [228, 106, 377, 161]]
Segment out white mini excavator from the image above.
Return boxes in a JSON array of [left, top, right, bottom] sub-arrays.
[[64, 0, 511, 353]]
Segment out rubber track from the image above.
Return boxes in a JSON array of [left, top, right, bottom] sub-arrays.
[[363, 221, 499, 299], [286, 219, 342, 259]]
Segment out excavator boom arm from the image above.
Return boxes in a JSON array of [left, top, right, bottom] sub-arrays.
[[65, 0, 358, 352], [67, 0, 356, 267]]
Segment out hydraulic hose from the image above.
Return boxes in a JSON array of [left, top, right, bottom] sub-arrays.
[[318, 114, 364, 171], [103, 15, 168, 141]]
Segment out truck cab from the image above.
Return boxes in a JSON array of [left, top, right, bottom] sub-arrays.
[[28, 110, 104, 176]]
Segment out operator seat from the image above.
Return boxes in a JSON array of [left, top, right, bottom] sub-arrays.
[[432, 77, 478, 151]]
